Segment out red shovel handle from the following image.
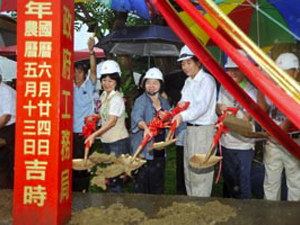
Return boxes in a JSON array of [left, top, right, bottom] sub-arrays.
[[132, 134, 152, 161]]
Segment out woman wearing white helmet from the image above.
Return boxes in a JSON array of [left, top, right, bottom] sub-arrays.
[[131, 67, 170, 194], [172, 45, 218, 197], [85, 60, 129, 193]]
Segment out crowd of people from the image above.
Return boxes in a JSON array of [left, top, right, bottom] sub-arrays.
[[1, 36, 300, 202]]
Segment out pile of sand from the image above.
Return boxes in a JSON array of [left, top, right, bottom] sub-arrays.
[[69, 200, 236, 225]]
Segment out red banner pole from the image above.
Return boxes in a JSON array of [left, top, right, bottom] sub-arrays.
[[13, 0, 74, 224], [154, 0, 300, 161]]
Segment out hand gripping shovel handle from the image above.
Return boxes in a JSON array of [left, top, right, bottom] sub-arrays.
[[203, 108, 238, 164], [166, 120, 177, 141]]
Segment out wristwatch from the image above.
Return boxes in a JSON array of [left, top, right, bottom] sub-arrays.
[[89, 51, 95, 55]]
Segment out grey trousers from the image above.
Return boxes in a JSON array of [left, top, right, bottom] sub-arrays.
[[264, 138, 300, 201], [184, 125, 215, 197]]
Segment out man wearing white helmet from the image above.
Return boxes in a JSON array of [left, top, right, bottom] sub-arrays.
[[258, 52, 300, 201], [217, 50, 257, 199], [72, 36, 97, 192], [131, 67, 170, 194], [0, 68, 16, 188], [85, 60, 130, 193], [172, 45, 218, 197]]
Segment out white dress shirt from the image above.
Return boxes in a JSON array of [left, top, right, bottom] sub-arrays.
[[180, 68, 217, 125]]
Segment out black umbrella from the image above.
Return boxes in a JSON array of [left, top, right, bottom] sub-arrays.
[[0, 15, 16, 47], [98, 25, 183, 57]]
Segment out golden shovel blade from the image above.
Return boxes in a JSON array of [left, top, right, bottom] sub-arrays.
[[223, 115, 268, 138], [116, 154, 146, 172], [150, 138, 179, 150], [73, 152, 117, 171], [89, 152, 117, 164], [72, 159, 96, 171], [189, 153, 222, 169]]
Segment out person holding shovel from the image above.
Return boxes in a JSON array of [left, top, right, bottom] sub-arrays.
[[131, 67, 170, 194], [217, 50, 257, 199], [172, 45, 218, 197], [258, 53, 300, 201], [85, 60, 130, 193], [72, 36, 97, 192]]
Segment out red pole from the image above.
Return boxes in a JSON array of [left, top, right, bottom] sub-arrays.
[[154, 0, 300, 161], [13, 0, 73, 224]]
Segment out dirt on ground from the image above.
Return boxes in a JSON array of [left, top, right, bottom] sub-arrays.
[[69, 203, 147, 225], [1, 189, 236, 225], [69, 200, 237, 225]]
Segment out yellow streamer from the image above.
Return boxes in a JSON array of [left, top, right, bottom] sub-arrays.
[[198, 0, 300, 104]]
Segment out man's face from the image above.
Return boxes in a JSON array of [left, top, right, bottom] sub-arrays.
[[285, 68, 299, 80], [227, 68, 245, 83], [74, 68, 86, 87], [181, 58, 201, 78]]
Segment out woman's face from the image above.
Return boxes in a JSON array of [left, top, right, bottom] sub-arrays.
[[74, 68, 86, 87], [145, 79, 161, 95], [181, 58, 201, 78], [227, 68, 245, 84], [101, 76, 117, 93]]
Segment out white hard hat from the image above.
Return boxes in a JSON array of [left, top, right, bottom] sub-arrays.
[[275, 53, 299, 70], [144, 67, 164, 81], [225, 50, 247, 68], [100, 60, 121, 77], [178, 45, 195, 62], [96, 61, 104, 79]]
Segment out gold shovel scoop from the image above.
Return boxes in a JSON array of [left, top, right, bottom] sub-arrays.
[[72, 152, 117, 171], [189, 124, 224, 169], [150, 138, 179, 150], [223, 115, 268, 138], [189, 108, 239, 169], [151, 120, 179, 150], [90, 154, 146, 190], [190, 154, 222, 169]]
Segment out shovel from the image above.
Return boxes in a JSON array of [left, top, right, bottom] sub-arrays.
[[189, 108, 238, 169], [151, 120, 179, 150], [223, 115, 268, 138], [72, 152, 117, 171]]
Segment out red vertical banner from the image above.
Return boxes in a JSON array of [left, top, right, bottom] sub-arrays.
[[13, 0, 74, 224]]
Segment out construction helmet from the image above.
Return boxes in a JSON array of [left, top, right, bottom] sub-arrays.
[[275, 53, 299, 70], [100, 60, 121, 77], [225, 50, 248, 69], [178, 45, 195, 62], [144, 67, 164, 81]]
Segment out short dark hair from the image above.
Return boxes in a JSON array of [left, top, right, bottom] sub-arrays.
[[74, 63, 89, 75], [191, 56, 199, 62], [142, 78, 164, 94], [100, 73, 121, 91]]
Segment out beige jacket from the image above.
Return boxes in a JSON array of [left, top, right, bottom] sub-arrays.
[[99, 90, 128, 143]]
